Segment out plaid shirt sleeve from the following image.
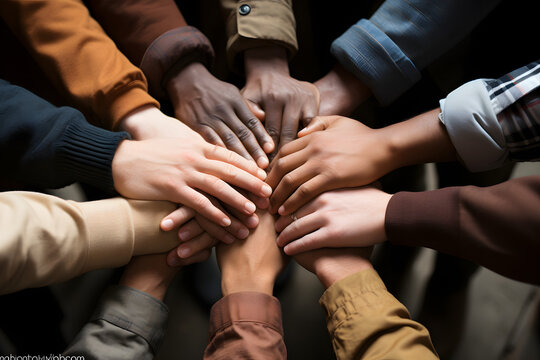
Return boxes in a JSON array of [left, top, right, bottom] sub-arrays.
[[485, 61, 540, 162], [439, 60, 540, 172]]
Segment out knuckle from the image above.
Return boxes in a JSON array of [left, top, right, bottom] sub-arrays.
[[282, 173, 296, 187], [223, 131, 239, 146], [266, 127, 279, 140], [246, 117, 261, 130], [235, 127, 253, 141], [281, 128, 297, 141]]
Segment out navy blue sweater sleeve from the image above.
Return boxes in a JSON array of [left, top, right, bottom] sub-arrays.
[[0, 79, 131, 192]]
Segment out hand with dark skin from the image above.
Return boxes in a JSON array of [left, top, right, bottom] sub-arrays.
[[242, 46, 320, 153], [314, 63, 371, 117], [166, 62, 274, 168], [267, 109, 457, 216]]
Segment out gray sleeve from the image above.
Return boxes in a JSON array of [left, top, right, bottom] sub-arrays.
[[439, 79, 508, 172], [63, 285, 168, 360]]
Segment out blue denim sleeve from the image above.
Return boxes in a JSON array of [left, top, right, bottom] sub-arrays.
[[331, 0, 501, 105]]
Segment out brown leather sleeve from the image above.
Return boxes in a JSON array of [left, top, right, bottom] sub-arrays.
[[386, 175, 540, 285], [204, 292, 286, 359]]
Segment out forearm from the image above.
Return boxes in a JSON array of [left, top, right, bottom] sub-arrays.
[[321, 269, 438, 359], [245, 46, 289, 78], [386, 175, 540, 285], [0, 192, 178, 294], [0, 0, 158, 128]]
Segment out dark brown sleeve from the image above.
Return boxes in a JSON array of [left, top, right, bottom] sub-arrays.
[[385, 175, 540, 285], [204, 292, 286, 359], [86, 0, 214, 97]]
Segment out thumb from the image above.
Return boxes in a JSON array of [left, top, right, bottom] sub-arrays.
[[297, 116, 331, 137]]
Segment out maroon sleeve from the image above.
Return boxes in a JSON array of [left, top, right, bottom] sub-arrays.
[[204, 292, 286, 359], [87, 0, 214, 97], [385, 175, 540, 285]]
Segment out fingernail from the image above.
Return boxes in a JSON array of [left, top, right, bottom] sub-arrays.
[[263, 142, 274, 153], [261, 184, 272, 197], [238, 227, 250, 239], [168, 256, 182, 267], [178, 230, 190, 241], [278, 205, 285, 215], [161, 219, 174, 231], [246, 215, 259, 228], [222, 217, 232, 227], [178, 247, 191, 258], [245, 202, 256, 214], [257, 156, 269, 169], [224, 234, 236, 244], [257, 168, 267, 180]]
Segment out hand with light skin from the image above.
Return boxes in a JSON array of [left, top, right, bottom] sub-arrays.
[[275, 187, 391, 256], [314, 63, 371, 116], [112, 105, 272, 230], [120, 250, 211, 301], [294, 247, 373, 289], [217, 209, 289, 296], [267, 109, 457, 215], [166, 62, 274, 168], [242, 46, 320, 153]]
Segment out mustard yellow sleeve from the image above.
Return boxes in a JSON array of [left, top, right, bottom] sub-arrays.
[[320, 269, 439, 360], [0, 0, 159, 129], [219, 0, 297, 72], [0, 192, 178, 295]]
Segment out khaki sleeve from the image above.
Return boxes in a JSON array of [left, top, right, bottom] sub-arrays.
[[0, 0, 159, 129], [220, 0, 298, 72], [0, 192, 178, 295], [320, 269, 438, 360]]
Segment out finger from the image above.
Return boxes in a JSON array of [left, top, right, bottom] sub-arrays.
[[210, 118, 254, 161], [177, 219, 204, 242], [274, 195, 321, 232], [297, 116, 333, 137], [178, 186, 231, 227], [201, 160, 272, 198], [206, 195, 255, 234], [248, 193, 269, 210], [161, 207, 196, 231], [195, 213, 245, 243], [283, 229, 331, 256], [267, 136, 308, 165], [176, 233, 218, 259], [221, 201, 259, 229], [245, 99, 266, 121], [276, 211, 324, 247], [278, 174, 332, 216], [279, 103, 302, 148], [270, 161, 316, 213], [236, 101, 274, 159], [203, 144, 267, 181], [266, 148, 309, 196], [167, 245, 212, 267], [192, 173, 257, 217], [263, 100, 283, 153], [197, 124, 226, 148]]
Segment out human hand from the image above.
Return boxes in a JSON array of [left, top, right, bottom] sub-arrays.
[[275, 187, 391, 255], [267, 115, 394, 215], [120, 253, 204, 301], [243, 46, 319, 151], [113, 106, 272, 228], [217, 209, 289, 296], [314, 63, 370, 116], [294, 247, 373, 289], [166, 62, 274, 168]]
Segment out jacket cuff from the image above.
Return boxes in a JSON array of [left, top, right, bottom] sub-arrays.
[[319, 269, 387, 335], [109, 86, 160, 130], [225, 0, 298, 73], [209, 292, 283, 338], [93, 285, 169, 354], [140, 26, 215, 99], [385, 189, 460, 252], [331, 19, 420, 106], [439, 79, 507, 172], [56, 114, 131, 193]]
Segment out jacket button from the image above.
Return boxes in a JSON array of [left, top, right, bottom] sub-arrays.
[[239, 4, 251, 15]]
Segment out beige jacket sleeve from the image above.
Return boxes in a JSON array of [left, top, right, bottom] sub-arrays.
[[320, 269, 438, 360], [0, 191, 179, 295], [219, 0, 298, 71], [0, 0, 159, 129]]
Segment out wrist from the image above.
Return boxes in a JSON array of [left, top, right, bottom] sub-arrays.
[[244, 46, 289, 78], [165, 62, 209, 100], [221, 273, 274, 296], [117, 105, 163, 139], [315, 256, 373, 289], [120, 274, 173, 301]]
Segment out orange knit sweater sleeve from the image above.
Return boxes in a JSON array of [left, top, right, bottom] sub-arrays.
[[0, 0, 159, 129]]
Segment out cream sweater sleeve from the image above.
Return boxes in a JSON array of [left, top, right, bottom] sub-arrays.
[[0, 191, 179, 295]]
